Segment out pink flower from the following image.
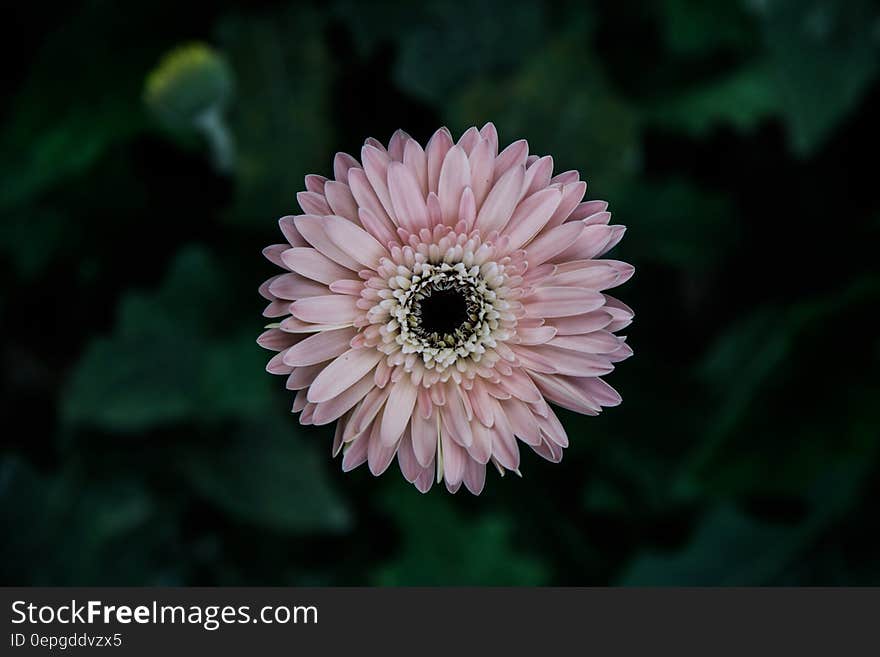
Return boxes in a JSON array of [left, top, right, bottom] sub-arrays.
[[258, 125, 633, 494]]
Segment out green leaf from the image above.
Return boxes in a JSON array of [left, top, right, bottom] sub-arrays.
[[216, 7, 334, 224], [393, 0, 547, 103], [178, 415, 351, 534], [752, 0, 880, 154], [0, 3, 163, 212], [0, 457, 173, 585], [657, 0, 757, 55], [0, 209, 70, 279], [62, 246, 274, 431], [620, 460, 873, 585], [677, 279, 880, 497], [375, 486, 548, 585], [614, 178, 740, 272], [619, 504, 790, 585], [646, 65, 781, 137], [445, 34, 639, 194]]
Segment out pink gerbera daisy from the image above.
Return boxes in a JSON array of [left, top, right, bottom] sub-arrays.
[[258, 124, 633, 494]]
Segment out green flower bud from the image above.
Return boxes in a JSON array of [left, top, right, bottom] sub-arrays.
[[144, 43, 234, 129], [144, 43, 236, 172]]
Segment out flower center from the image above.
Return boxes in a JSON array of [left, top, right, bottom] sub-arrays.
[[388, 260, 500, 371], [412, 284, 474, 344]]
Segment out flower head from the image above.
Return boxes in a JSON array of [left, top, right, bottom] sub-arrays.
[[259, 125, 633, 494]]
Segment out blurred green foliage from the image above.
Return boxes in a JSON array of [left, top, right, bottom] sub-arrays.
[[2, 0, 879, 585]]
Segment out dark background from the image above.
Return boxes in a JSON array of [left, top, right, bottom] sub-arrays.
[[2, 0, 878, 585]]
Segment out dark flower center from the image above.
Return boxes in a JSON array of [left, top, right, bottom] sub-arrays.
[[414, 286, 471, 339]]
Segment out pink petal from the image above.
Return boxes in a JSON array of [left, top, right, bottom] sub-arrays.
[[333, 152, 359, 183], [545, 181, 587, 229], [286, 363, 325, 390], [358, 207, 398, 247], [262, 299, 290, 318], [502, 397, 542, 446], [388, 161, 429, 232], [410, 411, 438, 467], [291, 295, 359, 325], [414, 464, 435, 493], [468, 137, 496, 209], [341, 431, 369, 472], [324, 181, 359, 222], [440, 429, 466, 488], [361, 145, 397, 224], [468, 420, 493, 464], [280, 316, 350, 333], [297, 191, 331, 215], [463, 459, 486, 495], [497, 366, 544, 404], [569, 200, 609, 222], [550, 260, 634, 290], [349, 167, 394, 228], [304, 174, 327, 194], [523, 221, 585, 267], [278, 217, 308, 247], [489, 403, 520, 471], [332, 419, 345, 457], [441, 387, 473, 447], [457, 126, 481, 155], [459, 186, 476, 231], [598, 226, 626, 256], [308, 348, 384, 403], [548, 311, 613, 335], [551, 331, 621, 354], [262, 244, 290, 270], [438, 146, 471, 226], [504, 187, 563, 251], [294, 215, 360, 270], [550, 170, 579, 185], [329, 279, 363, 295], [479, 122, 499, 155], [531, 437, 564, 463], [603, 295, 635, 330], [268, 273, 329, 300], [282, 327, 356, 366], [351, 385, 391, 434], [403, 139, 428, 196], [475, 164, 525, 234], [494, 139, 528, 178], [536, 408, 569, 448], [515, 325, 557, 345], [523, 155, 554, 197], [426, 192, 443, 228], [387, 129, 411, 162], [426, 127, 453, 194], [380, 376, 419, 446], [312, 371, 375, 425], [523, 345, 614, 377], [280, 247, 355, 285], [368, 420, 399, 475], [553, 224, 616, 262], [510, 345, 558, 373], [397, 428, 419, 481], [322, 214, 389, 269], [529, 372, 601, 415], [579, 377, 622, 406], [256, 328, 298, 352], [468, 378, 495, 428], [266, 350, 294, 375], [524, 287, 606, 318], [607, 342, 634, 363]]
